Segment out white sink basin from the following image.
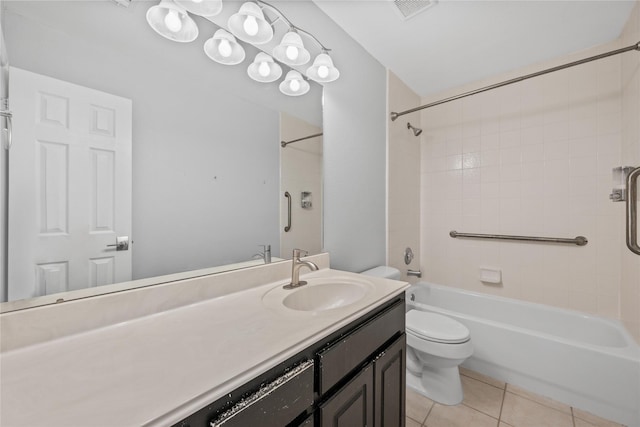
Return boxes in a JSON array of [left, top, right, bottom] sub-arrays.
[[283, 282, 367, 311], [262, 276, 375, 313]]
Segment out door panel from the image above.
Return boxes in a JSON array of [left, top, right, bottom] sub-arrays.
[[320, 364, 374, 427], [374, 335, 406, 427], [8, 68, 132, 300]]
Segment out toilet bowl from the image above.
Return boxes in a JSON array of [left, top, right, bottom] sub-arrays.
[[359, 267, 473, 405], [405, 309, 473, 405]]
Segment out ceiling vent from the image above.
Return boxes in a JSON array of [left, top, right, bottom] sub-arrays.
[[392, 0, 438, 20], [111, 0, 131, 7]]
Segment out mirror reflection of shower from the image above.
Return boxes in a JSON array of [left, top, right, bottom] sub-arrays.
[[279, 112, 323, 259], [407, 122, 422, 136]]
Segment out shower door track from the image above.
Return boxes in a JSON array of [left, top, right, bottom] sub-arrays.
[[390, 41, 640, 121]]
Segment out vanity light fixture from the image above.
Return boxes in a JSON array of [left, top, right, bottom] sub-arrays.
[[204, 29, 246, 65], [175, 0, 223, 17], [279, 70, 310, 96], [146, 0, 199, 43], [145, 0, 340, 96], [306, 52, 340, 83], [247, 52, 283, 83], [227, 2, 273, 44], [272, 30, 310, 66]]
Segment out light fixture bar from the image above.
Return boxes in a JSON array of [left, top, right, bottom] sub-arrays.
[[256, 0, 332, 53]]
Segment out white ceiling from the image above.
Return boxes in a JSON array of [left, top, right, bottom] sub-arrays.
[[313, 0, 637, 97]]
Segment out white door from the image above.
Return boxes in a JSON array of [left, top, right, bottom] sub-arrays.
[[8, 68, 132, 301]]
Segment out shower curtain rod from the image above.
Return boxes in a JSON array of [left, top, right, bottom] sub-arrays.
[[281, 132, 323, 148], [390, 41, 640, 121]]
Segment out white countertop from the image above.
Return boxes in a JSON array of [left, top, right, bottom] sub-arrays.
[[0, 267, 408, 427]]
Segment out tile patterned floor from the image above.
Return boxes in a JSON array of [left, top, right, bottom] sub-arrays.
[[406, 367, 626, 427]]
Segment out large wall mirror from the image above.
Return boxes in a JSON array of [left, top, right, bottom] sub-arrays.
[[1, 0, 323, 311]]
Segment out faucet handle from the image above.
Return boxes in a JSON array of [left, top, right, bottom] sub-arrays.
[[292, 248, 309, 259]]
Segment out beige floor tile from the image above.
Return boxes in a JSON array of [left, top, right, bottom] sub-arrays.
[[406, 416, 423, 427], [573, 408, 625, 427], [461, 375, 505, 418], [505, 384, 571, 414], [460, 366, 506, 389], [406, 388, 434, 424], [500, 392, 573, 427], [425, 403, 499, 427]]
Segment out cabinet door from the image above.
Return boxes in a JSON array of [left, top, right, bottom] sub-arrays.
[[374, 334, 406, 427], [319, 364, 374, 427]]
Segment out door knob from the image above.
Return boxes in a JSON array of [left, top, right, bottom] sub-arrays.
[[107, 236, 129, 251]]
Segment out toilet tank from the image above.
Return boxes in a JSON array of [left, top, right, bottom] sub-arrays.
[[360, 266, 401, 280]]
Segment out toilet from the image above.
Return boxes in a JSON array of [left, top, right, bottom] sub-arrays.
[[361, 266, 473, 406], [405, 309, 473, 405]]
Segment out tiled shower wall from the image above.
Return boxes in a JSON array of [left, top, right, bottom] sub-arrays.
[[418, 23, 639, 339], [621, 1, 640, 342]]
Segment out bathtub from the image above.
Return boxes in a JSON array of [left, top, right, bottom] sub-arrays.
[[406, 282, 640, 427]]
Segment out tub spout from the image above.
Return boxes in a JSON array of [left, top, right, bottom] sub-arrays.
[[407, 269, 422, 278]]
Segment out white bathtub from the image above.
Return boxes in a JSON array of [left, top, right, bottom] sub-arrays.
[[407, 282, 640, 427]]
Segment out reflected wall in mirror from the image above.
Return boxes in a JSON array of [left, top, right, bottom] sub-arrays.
[[280, 112, 323, 257], [1, 0, 323, 310]]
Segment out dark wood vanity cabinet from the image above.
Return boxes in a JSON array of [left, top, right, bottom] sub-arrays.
[[175, 296, 405, 427], [318, 334, 406, 427]]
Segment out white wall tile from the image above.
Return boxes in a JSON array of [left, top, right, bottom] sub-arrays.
[[569, 136, 597, 157], [500, 147, 522, 165], [501, 164, 521, 183], [463, 152, 481, 169], [418, 36, 632, 323], [521, 144, 545, 163], [463, 136, 482, 153]]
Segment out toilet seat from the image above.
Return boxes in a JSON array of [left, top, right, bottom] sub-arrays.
[[406, 310, 470, 344]]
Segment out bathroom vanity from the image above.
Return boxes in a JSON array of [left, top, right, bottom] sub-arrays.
[[180, 294, 406, 427], [0, 254, 409, 427]]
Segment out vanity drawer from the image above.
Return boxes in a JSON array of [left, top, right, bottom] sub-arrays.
[[317, 300, 405, 395], [210, 360, 314, 427]]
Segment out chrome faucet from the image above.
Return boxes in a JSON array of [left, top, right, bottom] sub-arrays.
[[253, 244, 271, 264], [283, 249, 319, 289]]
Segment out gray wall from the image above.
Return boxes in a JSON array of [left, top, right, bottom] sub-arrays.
[[323, 66, 387, 272], [279, 2, 388, 272]]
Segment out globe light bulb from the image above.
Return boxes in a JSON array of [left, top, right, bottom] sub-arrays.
[[258, 61, 270, 77], [164, 9, 182, 33], [285, 45, 299, 61], [289, 79, 301, 92], [218, 39, 232, 58], [317, 65, 329, 79], [243, 15, 259, 36]]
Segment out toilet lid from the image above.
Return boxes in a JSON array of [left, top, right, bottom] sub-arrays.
[[406, 310, 470, 344]]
